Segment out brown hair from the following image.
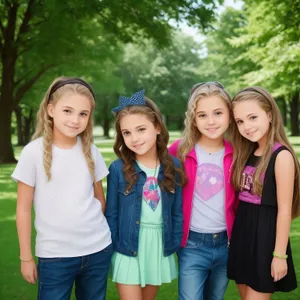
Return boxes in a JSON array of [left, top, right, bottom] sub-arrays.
[[178, 83, 233, 162], [32, 76, 96, 181], [231, 86, 300, 219], [113, 97, 186, 192]]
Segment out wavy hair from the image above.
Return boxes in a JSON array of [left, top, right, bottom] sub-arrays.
[[32, 76, 96, 181], [113, 97, 186, 193], [231, 86, 300, 219], [178, 83, 232, 162]]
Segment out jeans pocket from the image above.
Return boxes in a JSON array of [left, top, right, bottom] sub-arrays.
[[185, 238, 198, 249]]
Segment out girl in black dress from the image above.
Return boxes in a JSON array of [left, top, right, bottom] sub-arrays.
[[228, 86, 300, 300]]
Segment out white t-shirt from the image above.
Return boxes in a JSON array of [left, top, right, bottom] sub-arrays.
[[12, 137, 111, 258], [190, 144, 226, 233]]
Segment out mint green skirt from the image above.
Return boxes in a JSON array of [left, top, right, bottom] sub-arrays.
[[111, 223, 177, 287]]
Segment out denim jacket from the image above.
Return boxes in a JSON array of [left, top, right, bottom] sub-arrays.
[[105, 157, 183, 257]]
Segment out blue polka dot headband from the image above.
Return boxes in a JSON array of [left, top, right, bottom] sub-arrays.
[[112, 89, 145, 113]]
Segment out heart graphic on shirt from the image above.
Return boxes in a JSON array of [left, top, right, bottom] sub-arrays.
[[195, 163, 224, 201], [143, 176, 160, 211]]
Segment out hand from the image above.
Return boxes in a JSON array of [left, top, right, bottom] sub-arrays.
[[21, 260, 38, 284], [271, 257, 287, 282]]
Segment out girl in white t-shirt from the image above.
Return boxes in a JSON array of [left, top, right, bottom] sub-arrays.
[[12, 77, 112, 300]]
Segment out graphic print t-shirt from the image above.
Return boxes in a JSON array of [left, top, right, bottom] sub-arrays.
[[190, 144, 226, 233]]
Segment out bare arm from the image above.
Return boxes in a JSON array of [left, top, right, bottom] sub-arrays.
[[16, 181, 37, 284], [94, 180, 106, 213], [271, 150, 294, 281]]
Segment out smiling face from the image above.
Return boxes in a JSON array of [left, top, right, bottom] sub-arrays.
[[233, 99, 272, 146], [47, 91, 92, 141], [119, 113, 160, 160], [194, 95, 230, 143]]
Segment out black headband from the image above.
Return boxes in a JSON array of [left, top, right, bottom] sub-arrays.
[[233, 87, 267, 102], [48, 78, 95, 100]]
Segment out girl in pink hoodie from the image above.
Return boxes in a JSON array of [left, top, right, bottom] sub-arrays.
[[169, 82, 238, 300]]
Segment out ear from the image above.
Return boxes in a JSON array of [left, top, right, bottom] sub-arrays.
[[47, 103, 54, 118], [267, 111, 272, 123], [156, 125, 161, 135]]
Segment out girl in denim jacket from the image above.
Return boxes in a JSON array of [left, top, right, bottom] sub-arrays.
[[169, 82, 238, 300], [105, 90, 186, 300]]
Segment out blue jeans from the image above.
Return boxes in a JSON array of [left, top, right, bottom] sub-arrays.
[[37, 244, 113, 300], [178, 231, 229, 300]]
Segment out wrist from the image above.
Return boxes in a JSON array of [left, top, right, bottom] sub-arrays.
[[273, 251, 288, 259], [19, 256, 34, 262]]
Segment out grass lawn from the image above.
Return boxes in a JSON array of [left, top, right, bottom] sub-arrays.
[[0, 132, 300, 299]]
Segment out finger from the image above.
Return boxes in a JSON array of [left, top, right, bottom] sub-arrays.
[[33, 268, 38, 282]]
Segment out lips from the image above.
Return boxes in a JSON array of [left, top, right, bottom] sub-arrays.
[[65, 125, 79, 130]]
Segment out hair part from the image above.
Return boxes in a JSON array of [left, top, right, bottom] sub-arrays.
[[178, 83, 233, 162], [113, 97, 186, 192], [231, 86, 300, 219], [32, 76, 96, 182]]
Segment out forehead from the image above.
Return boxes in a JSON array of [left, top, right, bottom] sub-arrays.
[[120, 113, 153, 129], [56, 92, 92, 110], [233, 100, 264, 117], [196, 95, 228, 111]]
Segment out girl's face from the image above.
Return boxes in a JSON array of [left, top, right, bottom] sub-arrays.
[[120, 113, 160, 160], [194, 95, 230, 142], [47, 92, 92, 140], [233, 100, 271, 145]]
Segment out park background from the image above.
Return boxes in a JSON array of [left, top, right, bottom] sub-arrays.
[[0, 0, 299, 299]]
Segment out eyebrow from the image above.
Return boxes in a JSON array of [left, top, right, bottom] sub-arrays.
[[196, 108, 224, 113], [63, 106, 90, 113], [121, 125, 146, 131], [235, 113, 256, 120]]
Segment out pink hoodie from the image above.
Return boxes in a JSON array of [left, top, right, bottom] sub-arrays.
[[169, 139, 238, 247]]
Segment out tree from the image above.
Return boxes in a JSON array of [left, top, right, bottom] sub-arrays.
[[230, 0, 300, 135], [0, 0, 224, 162]]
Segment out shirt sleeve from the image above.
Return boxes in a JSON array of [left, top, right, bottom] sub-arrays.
[[92, 145, 109, 182], [11, 144, 36, 187]]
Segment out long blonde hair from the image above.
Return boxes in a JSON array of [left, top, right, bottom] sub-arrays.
[[231, 86, 300, 219], [178, 82, 232, 162], [113, 97, 186, 193], [32, 76, 96, 181]]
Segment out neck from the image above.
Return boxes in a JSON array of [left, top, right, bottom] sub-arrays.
[[136, 149, 158, 168], [52, 128, 77, 149], [255, 134, 269, 155], [197, 135, 224, 153]]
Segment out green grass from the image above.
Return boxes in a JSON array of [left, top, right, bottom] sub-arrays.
[[1, 133, 300, 299]]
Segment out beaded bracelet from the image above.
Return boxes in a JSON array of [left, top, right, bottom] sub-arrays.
[[273, 251, 288, 259]]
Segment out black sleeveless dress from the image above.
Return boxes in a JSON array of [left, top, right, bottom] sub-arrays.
[[227, 145, 297, 293]]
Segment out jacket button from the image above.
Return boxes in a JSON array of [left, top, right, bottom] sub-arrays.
[[136, 220, 139, 225], [133, 251, 137, 256]]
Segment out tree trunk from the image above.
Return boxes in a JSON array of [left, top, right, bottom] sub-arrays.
[[282, 98, 287, 127], [0, 3, 18, 162], [290, 93, 299, 136], [15, 105, 25, 146], [23, 109, 34, 145], [103, 117, 110, 138]]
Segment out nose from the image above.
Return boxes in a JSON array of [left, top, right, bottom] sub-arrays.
[[207, 115, 215, 125], [71, 115, 80, 124], [244, 121, 252, 131], [131, 133, 139, 143]]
